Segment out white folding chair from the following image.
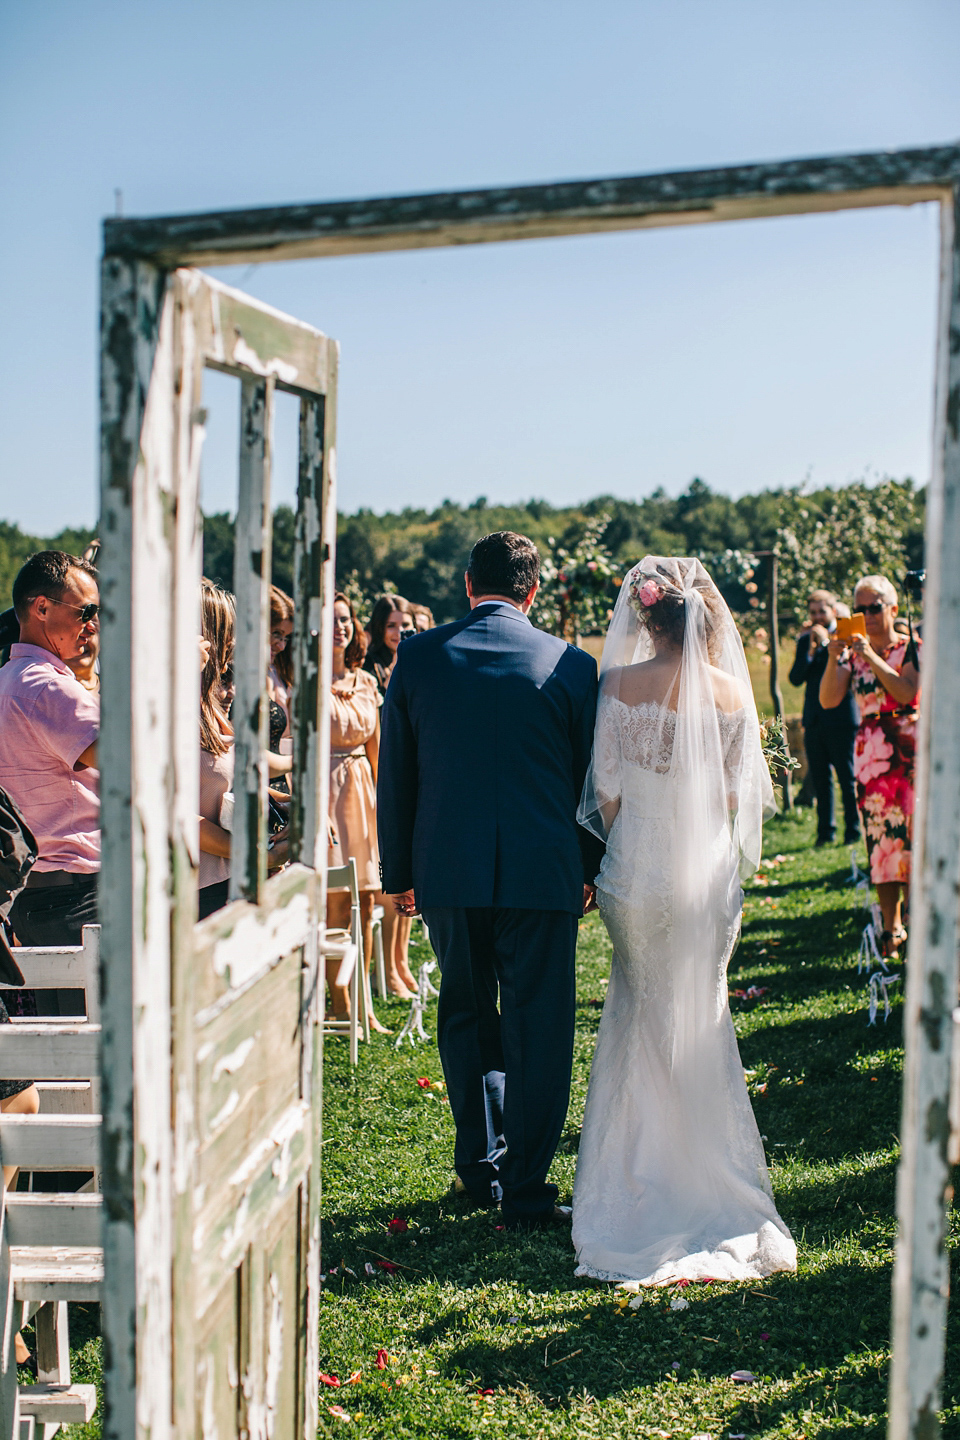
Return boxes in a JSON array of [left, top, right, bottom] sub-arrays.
[[321, 860, 369, 1065], [370, 903, 387, 998]]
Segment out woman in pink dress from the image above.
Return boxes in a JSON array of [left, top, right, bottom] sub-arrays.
[[327, 593, 398, 1024], [820, 574, 920, 959]]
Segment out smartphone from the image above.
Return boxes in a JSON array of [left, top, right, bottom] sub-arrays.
[[835, 614, 867, 642]]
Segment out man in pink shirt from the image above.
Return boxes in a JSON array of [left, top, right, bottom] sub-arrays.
[[0, 551, 100, 1013]]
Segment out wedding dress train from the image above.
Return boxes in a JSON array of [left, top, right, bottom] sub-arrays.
[[572, 561, 796, 1287]]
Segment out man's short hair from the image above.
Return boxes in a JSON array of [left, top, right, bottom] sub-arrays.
[[807, 588, 837, 609], [12, 551, 98, 621], [467, 532, 540, 603]]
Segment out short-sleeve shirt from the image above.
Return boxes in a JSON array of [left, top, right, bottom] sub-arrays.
[[0, 643, 101, 873]]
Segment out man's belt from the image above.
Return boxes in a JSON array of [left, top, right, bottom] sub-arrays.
[[25, 870, 98, 890]]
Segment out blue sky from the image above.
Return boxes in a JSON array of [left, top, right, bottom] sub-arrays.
[[1, 0, 957, 531]]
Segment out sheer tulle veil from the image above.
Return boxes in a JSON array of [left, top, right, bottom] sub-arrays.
[[571, 558, 794, 1287], [578, 556, 774, 881]]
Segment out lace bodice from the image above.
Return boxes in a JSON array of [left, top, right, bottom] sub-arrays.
[[593, 696, 748, 787]]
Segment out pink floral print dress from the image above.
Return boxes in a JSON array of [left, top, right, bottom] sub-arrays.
[[843, 638, 921, 884]]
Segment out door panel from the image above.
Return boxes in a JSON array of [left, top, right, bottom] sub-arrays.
[[99, 265, 337, 1439]]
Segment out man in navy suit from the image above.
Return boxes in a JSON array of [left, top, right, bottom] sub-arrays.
[[377, 531, 604, 1229]]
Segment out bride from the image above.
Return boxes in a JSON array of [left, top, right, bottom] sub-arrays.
[[572, 557, 797, 1287]]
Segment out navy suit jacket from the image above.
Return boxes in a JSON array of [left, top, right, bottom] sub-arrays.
[[377, 601, 604, 914], [789, 632, 858, 732]]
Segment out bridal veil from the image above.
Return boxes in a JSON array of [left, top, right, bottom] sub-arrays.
[[572, 557, 795, 1287]]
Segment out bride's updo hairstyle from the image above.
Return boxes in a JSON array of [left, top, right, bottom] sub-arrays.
[[627, 561, 727, 664]]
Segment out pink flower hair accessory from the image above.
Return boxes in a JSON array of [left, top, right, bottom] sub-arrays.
[[637, 579, 663, 608]]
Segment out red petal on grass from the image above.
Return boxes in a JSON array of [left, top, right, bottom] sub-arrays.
[[387, 1217, 409, 1234], [478, 1388, 494, 1396], [375, 1349, 389, 1369], [376, 1260, 399, 1274], [416, 1078, 431, 1088], [319, 1373, 341, 1388]]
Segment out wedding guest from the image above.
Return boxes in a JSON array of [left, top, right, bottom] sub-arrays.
[[0, 552, 100, 1014], [198, 580, 236, 919], [363, 594, 416, 699], [410, 603, 434, 633], [66, 619, 100, 694], [820, 574, 920, 958], [327, 593, 393, 1023], [788, 589, 859, 847], [267, 586, 295, 795]]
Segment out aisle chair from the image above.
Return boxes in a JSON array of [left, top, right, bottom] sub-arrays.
[[321, 859, 369, 1066], [370, 903, 387, 998]]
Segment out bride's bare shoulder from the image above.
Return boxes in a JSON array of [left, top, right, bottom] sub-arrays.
[[708, 666, 750, 714], [602, 659, 667, 706]]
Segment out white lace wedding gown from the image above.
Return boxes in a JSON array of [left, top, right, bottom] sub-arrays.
[[572, 697, 797, 1286]]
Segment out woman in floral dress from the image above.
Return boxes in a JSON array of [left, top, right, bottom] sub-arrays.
[[820, 574, 920, 958]]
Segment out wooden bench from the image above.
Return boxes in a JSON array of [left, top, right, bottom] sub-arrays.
[[0, 928, 102, 1439]]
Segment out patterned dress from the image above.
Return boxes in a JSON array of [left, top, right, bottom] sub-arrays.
[[843, 639, 921, 885]]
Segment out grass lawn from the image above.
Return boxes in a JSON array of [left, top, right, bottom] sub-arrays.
[[315, 807, 960, 1439], [48, 807, 960, 1438]]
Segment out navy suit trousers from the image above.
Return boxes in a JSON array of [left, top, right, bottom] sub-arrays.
[[804, 722, 859, 842], [422, 906, 577, 1222]]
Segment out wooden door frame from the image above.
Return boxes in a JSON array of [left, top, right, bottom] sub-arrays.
[[99, 266, 336, 1439], [102, 145, 960, 1440]]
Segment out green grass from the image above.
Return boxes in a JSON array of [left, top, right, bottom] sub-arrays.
[[50, 808, 960, 1437], [316, 809, 960, 1438]]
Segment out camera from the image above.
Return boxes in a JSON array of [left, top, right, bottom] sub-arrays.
[[904, 569, 925, 597]]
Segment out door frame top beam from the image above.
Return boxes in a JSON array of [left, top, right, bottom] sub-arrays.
[[102, 143, 960, 268]]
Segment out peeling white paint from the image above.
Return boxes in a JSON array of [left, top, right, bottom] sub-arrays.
[[264, 1271, 283, 1439], [174, 1075, 196, 1197], [212, 1036, 257, 1082], [200, 1354, 218, 1440], [208, 1090, 240, 1132], [231, 336, 298, 385], [211, 893, 310, 991]]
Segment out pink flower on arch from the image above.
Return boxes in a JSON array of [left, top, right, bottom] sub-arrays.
[[870, 835, 909, 884], [855, 727, 894, 785]]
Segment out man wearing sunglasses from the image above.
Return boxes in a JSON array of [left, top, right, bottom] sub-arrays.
[[0, 551, 100, 1013]]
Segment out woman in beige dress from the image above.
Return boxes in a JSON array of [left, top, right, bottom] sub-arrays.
[[327, 593, 395, 1023]]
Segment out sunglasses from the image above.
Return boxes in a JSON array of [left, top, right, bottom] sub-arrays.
[[853, 601, 886, 617], [46, 597, 100, 624]]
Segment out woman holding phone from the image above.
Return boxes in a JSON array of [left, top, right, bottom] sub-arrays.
[[820, 574, 920, 958]]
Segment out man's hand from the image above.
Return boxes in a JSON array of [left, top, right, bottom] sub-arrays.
[[388, 889, 418, 917], [808, 623, 829, 648], [582, 884, 598, 916]]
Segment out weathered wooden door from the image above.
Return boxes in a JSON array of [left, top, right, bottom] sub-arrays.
[[99, 265, 337, 1438]]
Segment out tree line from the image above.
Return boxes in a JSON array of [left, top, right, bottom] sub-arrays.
[[0, 475, 925, 636]]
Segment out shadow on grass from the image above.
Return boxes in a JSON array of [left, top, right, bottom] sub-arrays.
[[384, 1259, 894, 1406]]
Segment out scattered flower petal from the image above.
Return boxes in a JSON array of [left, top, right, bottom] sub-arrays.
[[760, 1331, 769, 1341], [364, 1263, 377, 1278], [730, 1369, 756, 1384], [416, 1078, 431, 1088], [671, 1360, 681, 1369], [628, 1295, 643, 1310], [670, 1297, 689, 1310], [387, 1217, 409, 1234], [375, 1350, 389, 1369], [348, 1370, 362, 1384], [376, 1260, 399, 1274], [327, 1404, 351, 1422], [319, 1373, 341, 1388]]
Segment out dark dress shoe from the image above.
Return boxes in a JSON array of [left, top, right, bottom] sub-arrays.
[[502, 1204, 572, 1232], [449, 1176, 499, 1209]]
